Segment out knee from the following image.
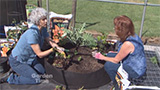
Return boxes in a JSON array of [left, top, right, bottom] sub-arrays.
[[104, 61, 119, 72], [104, 62, 112, 72], [39, 69, 45, 74]]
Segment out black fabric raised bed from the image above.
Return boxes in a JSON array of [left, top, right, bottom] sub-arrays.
[[44, 60, 111, 89]]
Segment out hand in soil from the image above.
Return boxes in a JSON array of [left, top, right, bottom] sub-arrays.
[[54, 47, 66, 58], [52, 59, 69, 69], [60, 52, 66, 59], [56, 46, 65, 51]]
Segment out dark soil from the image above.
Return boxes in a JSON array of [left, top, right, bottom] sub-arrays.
[[66, 46, 104, 73], [47, 46, 107, 73], [45, 36, 116, 74]]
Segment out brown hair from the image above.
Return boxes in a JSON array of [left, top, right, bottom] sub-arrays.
[[114, 15, 135, 42]]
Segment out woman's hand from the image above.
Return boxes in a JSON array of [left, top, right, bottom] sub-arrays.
[[92, 51, 105, 60], [54, 46, 66, 58], [56, 46, 65, 51], [46, 37, 66, 58], [50, 42, 58, 48]]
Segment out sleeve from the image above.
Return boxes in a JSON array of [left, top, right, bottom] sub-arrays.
[[26, 30, 39, 45]]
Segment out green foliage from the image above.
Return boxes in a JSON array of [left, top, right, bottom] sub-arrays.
[[81, 32, 97, 48], [78, 56, 82, 62], [55, 85, 66, 90], [74, 50, 78, 55], [27, 0, 160, 37], [26, 4, 37, 9], [150, 56, 158, 64], [55, 52, 65, 58], [63, 23, 97, 48], [66, 55, 71, 59], [97, 33, 108, 44], [96, 33, 108, 53], [7, 20, 28, 42]]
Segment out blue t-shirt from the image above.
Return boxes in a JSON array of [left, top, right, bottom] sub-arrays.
[[118, 34, 146, 77], [11, 25, 49, 64]]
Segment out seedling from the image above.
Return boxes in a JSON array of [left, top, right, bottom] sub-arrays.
[[66, 55, 71, 59], [78, 56, 82, 62], [74, 50, 78, 55], [54, 85, 66, 90], [78, 86, 86, 90]]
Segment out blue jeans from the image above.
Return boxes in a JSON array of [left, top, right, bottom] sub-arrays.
[[104, 53, 139, 88], [7, 54, 45, 84]]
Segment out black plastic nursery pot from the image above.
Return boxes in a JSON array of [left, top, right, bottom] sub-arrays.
[[0, 57, 9, 73], [44, 60, 111, 89]]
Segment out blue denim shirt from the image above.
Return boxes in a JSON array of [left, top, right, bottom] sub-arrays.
[[11, 25, 49, 65], [118, 34, 146, 77]]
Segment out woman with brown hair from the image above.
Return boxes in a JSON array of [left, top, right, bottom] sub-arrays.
[[93, 15, 146, 90]]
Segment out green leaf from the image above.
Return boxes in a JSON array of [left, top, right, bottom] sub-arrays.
[[78, 56, 82, 61]]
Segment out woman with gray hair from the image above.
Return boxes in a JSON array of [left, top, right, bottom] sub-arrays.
[[0, 7, 64, 84]]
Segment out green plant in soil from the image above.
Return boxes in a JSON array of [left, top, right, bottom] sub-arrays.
[[66, 54, 71, 59], [52, 52, 69, 68], [62, 23, 97, 50], [55, 52, 65, 58], [96, 33, 108, 54], [74, 50, 78, 55], [50, 23, 109, 69], [77, 56, 82, 62], [54, 85, 66, 90]]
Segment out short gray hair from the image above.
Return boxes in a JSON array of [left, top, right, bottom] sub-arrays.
[[29, 7, 47, 25]]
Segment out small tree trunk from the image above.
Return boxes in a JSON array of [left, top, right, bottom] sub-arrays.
[[37, 0, 42, 7], [71, 0, 77, 29]]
